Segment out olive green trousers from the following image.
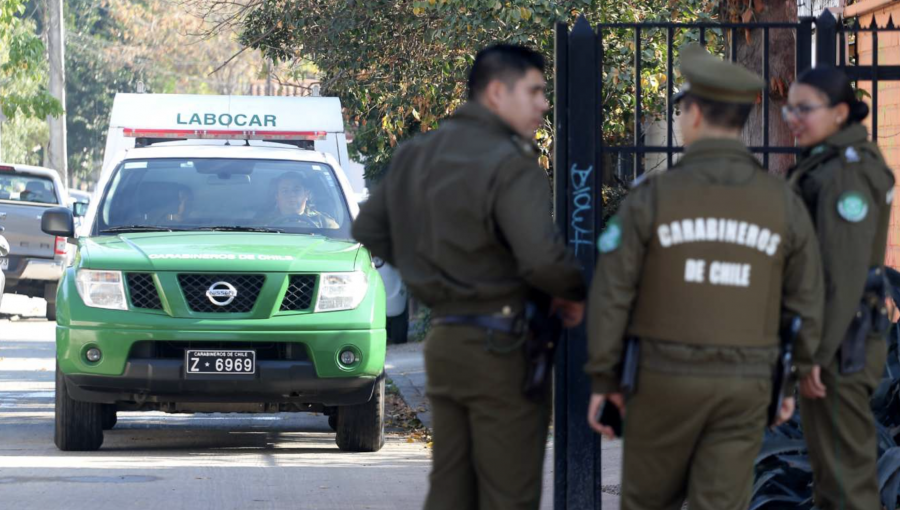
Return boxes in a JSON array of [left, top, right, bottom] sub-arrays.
[[422, 325, 551, 510], [621, 369, 770, 510], [800, 338, 886, 510]]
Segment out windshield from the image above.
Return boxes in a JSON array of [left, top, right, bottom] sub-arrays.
[[0, 172, 59, 205], [95, 158, 352, 239]]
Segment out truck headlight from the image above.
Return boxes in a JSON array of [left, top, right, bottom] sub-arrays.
[[315, 272, 368, 312], [76, 270, 128, 310]]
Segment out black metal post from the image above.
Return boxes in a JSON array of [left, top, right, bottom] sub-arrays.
[[554, 14, 602, 510], [666, 26, 675, 168], [763, 27, 770, 169], [872, 29, 879, 141], [731, 27, 738, 62], [797, 17, 814, 74], [816, 10, 837, 67], [634, 27, 643, 178]]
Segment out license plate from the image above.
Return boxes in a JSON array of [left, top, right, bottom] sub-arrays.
[[185, 350, 256, 375], [0, 258, 7, 271]]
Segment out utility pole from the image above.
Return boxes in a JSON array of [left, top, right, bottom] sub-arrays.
[[46, 0, 67, 186], [0, 110, 6, 161]]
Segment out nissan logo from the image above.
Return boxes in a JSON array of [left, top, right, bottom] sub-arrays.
[[206, 281, 238, 307]]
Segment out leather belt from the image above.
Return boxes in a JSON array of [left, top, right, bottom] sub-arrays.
[[431, 314, 527, 336]]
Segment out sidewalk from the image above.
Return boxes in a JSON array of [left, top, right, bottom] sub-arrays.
[[384, 342, 622, 509]]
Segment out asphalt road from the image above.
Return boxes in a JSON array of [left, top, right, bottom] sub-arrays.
[[0, 295, 606, 510], [0, 296, 433, 510]]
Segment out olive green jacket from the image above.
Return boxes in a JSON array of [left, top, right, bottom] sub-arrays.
[[352, 102, 586, 315], [587, 138, 824, 394], [789, 124, 895, 366]]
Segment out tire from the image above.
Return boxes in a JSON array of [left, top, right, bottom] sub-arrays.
[[54, 363, 104, 451], [44, 283, 58, 322], [335, 376, 385, 452], [45, 302, 57, 322], [386, 306, 409, 344], [101, 404, 118, 430]]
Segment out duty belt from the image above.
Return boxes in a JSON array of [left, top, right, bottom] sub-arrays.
[[431, 314, 528, 336], [840, 266, 890, 374]]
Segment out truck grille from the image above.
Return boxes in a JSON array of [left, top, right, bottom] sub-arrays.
[[280, 275, 317, 311], [126, 273, 162, 310], [178, 274, 265, 313]]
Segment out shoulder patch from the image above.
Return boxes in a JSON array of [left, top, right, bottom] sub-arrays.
[[844, 146, 861, 163], [598, 216, 623, 254], [837, 191, 869, 223]]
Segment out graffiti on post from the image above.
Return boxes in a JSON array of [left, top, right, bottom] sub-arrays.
[[569, 163, 594, 256]]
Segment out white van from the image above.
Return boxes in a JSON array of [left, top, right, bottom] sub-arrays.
[[95, 93, 409, 342]]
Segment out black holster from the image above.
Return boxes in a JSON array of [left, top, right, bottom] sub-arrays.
[[769, 316, 800, 427], [840, 266, 890, 374], [522, 297, 562, 402], [620, 337, 641, 397]]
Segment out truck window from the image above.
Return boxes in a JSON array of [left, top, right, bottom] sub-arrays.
[[0, 172, 59, 204], [95, 158, 353, 239]]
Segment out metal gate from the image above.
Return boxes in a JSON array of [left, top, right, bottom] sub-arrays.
[[553, 9, 900, 509]]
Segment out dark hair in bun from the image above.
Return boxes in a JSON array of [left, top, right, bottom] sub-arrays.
[[796, 66, 869, 124]]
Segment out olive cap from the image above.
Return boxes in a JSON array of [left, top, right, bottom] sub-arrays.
[[674, 44, 766, 104]]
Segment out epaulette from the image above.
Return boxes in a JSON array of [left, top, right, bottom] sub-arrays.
[[630, 168, 664, 189], [509, 134, 538, 157], [840, 145, 863, 165]]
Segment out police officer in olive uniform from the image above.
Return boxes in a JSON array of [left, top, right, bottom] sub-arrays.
[[352, 44, 586, 510], [785, 67, 895, 510], [585, 45, 825, 510]]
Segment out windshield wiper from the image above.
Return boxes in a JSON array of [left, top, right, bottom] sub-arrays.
[[100, 225, 190, 233], [196, 226, 285, 233]]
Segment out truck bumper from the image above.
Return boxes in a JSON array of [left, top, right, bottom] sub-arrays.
[[64, 360, 379, 407]]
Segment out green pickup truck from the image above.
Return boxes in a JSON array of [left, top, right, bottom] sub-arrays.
[[42, 141, 387, 452]]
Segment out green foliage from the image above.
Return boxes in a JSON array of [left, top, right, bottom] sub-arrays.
[[599, 1, 722, 145], [64, 0, 139, 181], [0, 0, 63, 120], [236, 0, 716, 181], [601, 183, 629, 228], [0, 112, 46, 164]]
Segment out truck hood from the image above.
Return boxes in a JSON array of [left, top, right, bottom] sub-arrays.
[[78, 232, 362, 272]]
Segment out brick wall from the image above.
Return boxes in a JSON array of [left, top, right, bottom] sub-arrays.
[[854, 6, 900, 267]]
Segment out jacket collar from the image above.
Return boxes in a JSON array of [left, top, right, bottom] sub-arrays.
[[674, 137, 760, 184], [680, 137, 759, 166], [451, 101, 519, 138], [801, 124, 868, 160]]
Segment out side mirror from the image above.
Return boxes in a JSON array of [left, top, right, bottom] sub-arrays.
[[42, 207, 75, 237], [73, 202, 89, 218], [0, 235, 9, 258]]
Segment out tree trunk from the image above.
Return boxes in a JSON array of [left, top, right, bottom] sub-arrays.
[[724, 0, 798, 176]]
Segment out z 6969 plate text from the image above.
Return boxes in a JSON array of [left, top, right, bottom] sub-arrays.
[[185, 350, 255, 374]]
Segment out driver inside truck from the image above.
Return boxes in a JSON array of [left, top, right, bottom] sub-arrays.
[[257, 172, 338, 229]]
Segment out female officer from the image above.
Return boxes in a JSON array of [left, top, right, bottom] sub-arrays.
[[785, 66, 895, 510]]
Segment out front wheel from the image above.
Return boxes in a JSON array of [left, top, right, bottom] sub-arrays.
[[335, 377, 385, 452], [101, 404, 118, 430], [54, 364, 104, 451], [386, 307, 409, 344]]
